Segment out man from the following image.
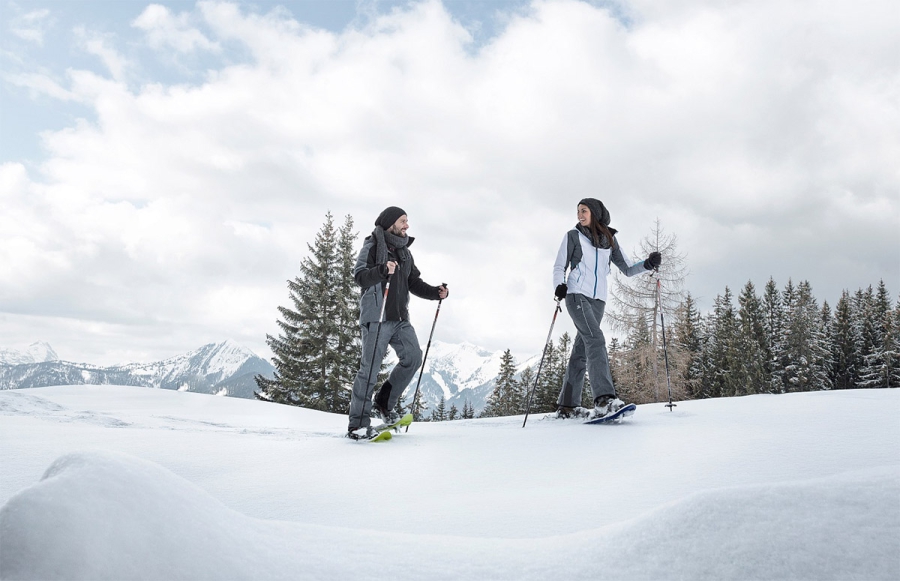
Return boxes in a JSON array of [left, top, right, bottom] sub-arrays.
[[348, 206, 448, 439]]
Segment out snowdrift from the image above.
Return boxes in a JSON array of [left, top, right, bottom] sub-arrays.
[[2, 450, 897, 580]]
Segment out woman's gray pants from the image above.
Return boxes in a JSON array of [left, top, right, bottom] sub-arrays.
[[348, 320, 422, 430], [557, 293, 616, 408]]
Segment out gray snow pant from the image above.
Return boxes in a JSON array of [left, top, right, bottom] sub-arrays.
[[348, 320, 422, 430], [557, 293, 616, 408]]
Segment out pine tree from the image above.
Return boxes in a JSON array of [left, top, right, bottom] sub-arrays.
[[736, 281, 770, 395], [762, 278, 785, 394], [462, 399, 475, 419], [411, 388, 429, 421], [890, 300, 900, 388], [517, 367, 535, 414], [256, 212, 356, 412], [830, 290, 858, 390], [617, 313, 656, 403], [820, 300, 836, 389], [448, 403, 459, 421], [864, 280, 895, 388], [671, 293, 704, 399], [854, 286, 880, 388], [701, 287, 740, 398], [431, 395, 448, 422], [530, 338, 562, 413], [483, 349, 519, 417], [780, 281, 830, 392]]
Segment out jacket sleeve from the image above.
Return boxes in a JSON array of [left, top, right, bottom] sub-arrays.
[[609, 239, 649, 277], [353, 238, 388, 288], [553, 233, 569, 288], [408, 258, 442, 300]]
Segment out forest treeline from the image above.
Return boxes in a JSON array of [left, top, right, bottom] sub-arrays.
[[480, 278, 899, 418]]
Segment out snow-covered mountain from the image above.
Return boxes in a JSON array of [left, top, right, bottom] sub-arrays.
[[0, 339, 535, 410], [0, 341, 274, 399], [0, 342, 58, 366], [401, 341, 539, 413]]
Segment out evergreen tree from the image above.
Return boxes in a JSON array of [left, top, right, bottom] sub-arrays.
[[517, 367, 535, 414], [462, 399, 475, 419], [483, 349, 519, 417], [531, 338, 563, 413], [256, 213, 356, 412], [780, 281, 830, 392], [431, 395, 448, 422], [736, 281, 770, 395], [411, 389, 429, 422], [863, 280, 895, 388], [890, 300, 900, 388], [671, 293, 704, 399], [448, 403, 459, 421], [854, 286, 880, 388], [830, 290, 858, 390], [701, 287, 740, 398], [762, 278, 785, 394], [820, 300, 836, 388]]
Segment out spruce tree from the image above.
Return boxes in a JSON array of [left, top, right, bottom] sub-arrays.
[[780, 281, 830, 392], [484, 349, 520, 417], [448, 403, 459, 421], [671, 293, 704, 399], [432, 395, 447, 422], [517, 366, 535, 414], [854, 286, 880, 388], [830, 290, 858, 390], [865, 280, 895, 388], [255, 212, 356, 412], [702, 287, 740, 398], [890, 300, 900, 388], [530, 338, 562, 413], [762, 278, 785, 393], [736, 281, 770, 395]]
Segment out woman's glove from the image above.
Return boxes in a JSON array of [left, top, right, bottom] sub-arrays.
[[554, 284, 568, 300], [644, 252, 662, 270]]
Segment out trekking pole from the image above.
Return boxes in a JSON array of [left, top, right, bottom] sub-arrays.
[[654, 269, 676, 411], [522, 298, 563, 428], [406, 284, 446, 432], [356, 276, 392, 429]]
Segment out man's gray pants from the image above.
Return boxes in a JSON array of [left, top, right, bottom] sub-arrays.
[[557, 293, 616, 408], [348, 320, 422, 430]]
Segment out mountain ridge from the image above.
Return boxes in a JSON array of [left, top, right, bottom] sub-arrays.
[[0, 340, 538, 411]]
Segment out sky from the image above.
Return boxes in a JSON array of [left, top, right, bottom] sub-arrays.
[[1, 0, 898, 366], [1, 386, 898, 579]]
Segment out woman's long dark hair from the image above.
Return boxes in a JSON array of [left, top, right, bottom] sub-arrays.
[[587, 212, 616, 250]]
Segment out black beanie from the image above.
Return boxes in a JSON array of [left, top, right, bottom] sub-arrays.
[[375, 206, 407, 230], [578, 198, 610, 227]]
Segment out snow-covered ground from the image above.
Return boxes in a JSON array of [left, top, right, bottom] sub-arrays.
[[1, 386, 898, 580]]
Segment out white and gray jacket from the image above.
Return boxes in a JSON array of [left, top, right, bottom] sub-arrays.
[[553, 228, 648, 302]]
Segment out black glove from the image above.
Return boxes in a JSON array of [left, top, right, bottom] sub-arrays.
[[644, 251, 662, 270], [554, 284, 567, 300]]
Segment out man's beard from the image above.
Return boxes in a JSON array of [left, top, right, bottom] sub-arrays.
[[389, 226, 407, 237]]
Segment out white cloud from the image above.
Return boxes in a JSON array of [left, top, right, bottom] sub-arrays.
[[75, 27, 130, 81], [2, 0, 898, 364], [8, 8, 51, 45], [132, 4, 220, 53]]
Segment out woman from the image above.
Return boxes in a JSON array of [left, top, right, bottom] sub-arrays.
[[552, 198, 661, 418]]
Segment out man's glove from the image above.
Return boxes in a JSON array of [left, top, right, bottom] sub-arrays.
[[554, 284, 568, 300], [644, 251, 662, 270]]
